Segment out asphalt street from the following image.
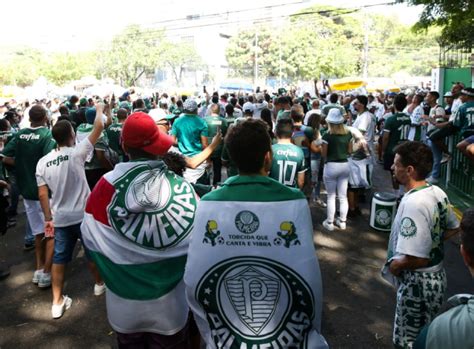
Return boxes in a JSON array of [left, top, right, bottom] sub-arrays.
[[0, 163, 472, 348]]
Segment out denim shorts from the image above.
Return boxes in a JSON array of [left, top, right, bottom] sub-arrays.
[[53, 223, 89, 264]]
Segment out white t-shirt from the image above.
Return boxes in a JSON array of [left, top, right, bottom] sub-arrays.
[[388, 184, 459, 272], [20, 107, 31, 129], [369, 101, 385, 121], [353, 111, 375, 144], [232, 108, 243, 119], [406, 105, 426, 141], [148, 108, 166, 122], [253, 101, 268, 119], [304, 108, 321, 125], [36, 139, 94, 227], [427, 105, 446, 132], [451, 98, 463, 119]]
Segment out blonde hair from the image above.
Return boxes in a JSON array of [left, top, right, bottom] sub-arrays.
[[328, 123, 348, 135]]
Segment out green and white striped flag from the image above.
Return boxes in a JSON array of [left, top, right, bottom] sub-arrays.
[[81, 160, 198, 334]]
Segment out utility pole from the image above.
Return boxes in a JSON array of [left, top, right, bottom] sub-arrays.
[[362, 18, 371, 79], [279, 43, 282, 87], [254, 31, 258, 86]]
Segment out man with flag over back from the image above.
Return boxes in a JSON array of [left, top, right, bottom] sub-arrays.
[[81, 111, 198, 348], [184, 119, 328, 348]]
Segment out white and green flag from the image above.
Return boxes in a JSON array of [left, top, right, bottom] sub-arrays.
[[184, 175, 328, 348], [81, 160, 198, 334]]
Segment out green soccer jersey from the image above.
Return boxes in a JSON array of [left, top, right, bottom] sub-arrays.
[[383, 112, 411, 155], [453, 101, 474, 138], [171, 114, 209, 157], [2, 126, 56, 200], [106, 123, 124, 158], [270, 143, 306, 188], [322, 132, 352, 163], [221, 144, 238, 178], [277, 109, 291, 121], [76, 124, 110, 170], [172, 108, 183, 118], [204, 116, 228, 158]]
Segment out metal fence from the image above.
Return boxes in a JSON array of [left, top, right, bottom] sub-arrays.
[[438, 45, 473, 68], [440, 134, 474, 202]]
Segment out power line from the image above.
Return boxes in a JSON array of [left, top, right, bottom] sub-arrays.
[[144, 0, 308, 26], [108, 2, 397, 42]]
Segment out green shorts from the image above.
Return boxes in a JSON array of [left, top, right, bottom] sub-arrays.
[[393, 269, 447, 348]]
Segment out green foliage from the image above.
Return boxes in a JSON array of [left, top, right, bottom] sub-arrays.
[[226, 6, 442, 80], [101, 25, 166, 86], [397, 0, 473, 48], [161, 41, 204, 87], [0, 24, 206, 88], [0, 48, 44, 87], [41, 53, 95, 86]]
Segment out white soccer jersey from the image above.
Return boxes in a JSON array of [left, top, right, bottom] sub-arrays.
[[387, 184, 459, 272], [36, 139, 94, 227]]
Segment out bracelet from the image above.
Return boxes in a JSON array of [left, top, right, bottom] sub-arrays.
[[45, 217, 53, 222]]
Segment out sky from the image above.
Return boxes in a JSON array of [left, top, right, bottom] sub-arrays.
[[0, 0, 423, 52]]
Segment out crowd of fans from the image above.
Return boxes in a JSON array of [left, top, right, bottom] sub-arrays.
[[0, 79, 473, 348]]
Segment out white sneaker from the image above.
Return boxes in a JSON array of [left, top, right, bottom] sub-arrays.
[[52, 296, 72, 319], [38, 272, 51, 288], [94, 283, 106, 296], [315, 198, 327, 208], [32, 269, 43, 284], [322, 220, 334, 231], [335, 218, 346, 230], [441, 154, 451, 164]]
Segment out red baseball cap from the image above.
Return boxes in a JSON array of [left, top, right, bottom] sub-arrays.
[[121, 112, 174, 155]]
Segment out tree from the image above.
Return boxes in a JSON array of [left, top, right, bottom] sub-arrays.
[[367, 16, 441, 76], [161, 41, 204, 87], [225, 7, 364, 80], [102, 25, 166, 86], [41, 53, 95, 86], [225, 5, 443, 81], [397, 0, 474, 48], [0, 49, 44, 87]]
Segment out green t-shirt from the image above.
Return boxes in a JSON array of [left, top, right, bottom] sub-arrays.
[[202, 175, 304, 202], [414, 296, 474, 349], [383, 112, 411, 155], [0, 131, 15, 178], [221, 144, 238, 178], [225, 116, 236, 126], [172, 108, 183, 118], [277, 109, 291, 121], [270, 143, 306, 188], [322, 132, 352, 163], [452, 101, 474, 138], [76, 124, 110, 170], [2, 127, 56, 200], [204, 116, 228, 158], [106, 122, 124, 158], [171, 114, 209, 157]]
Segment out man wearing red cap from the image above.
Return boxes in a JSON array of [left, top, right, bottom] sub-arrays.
[[81, 111, 198, 348]]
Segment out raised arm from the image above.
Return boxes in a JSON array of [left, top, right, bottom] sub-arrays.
[[87, 103, 106, 146]]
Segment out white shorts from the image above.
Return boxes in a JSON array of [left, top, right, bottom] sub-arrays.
[[183, 162, 207, 184], [24, 199, 45, 236]]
